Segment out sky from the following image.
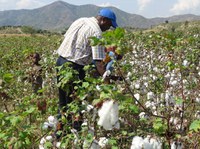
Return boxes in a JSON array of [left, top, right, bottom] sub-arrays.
[[0, 0, 200, 18]]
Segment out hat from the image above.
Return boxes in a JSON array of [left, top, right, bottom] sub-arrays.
[[98, 8, 118, 28]]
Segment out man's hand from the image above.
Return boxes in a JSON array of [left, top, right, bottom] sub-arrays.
[[105, 46, 117, 52], [94, 60, 106, 76]]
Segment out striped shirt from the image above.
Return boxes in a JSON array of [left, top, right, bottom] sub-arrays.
[[57, 17, 105, 66]]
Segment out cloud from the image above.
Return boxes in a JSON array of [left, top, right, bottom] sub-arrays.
[[98, 2, 119, 9], [170, 0, 200, 14], [137, 0, 152, 11], [16, 0, 43, 9]]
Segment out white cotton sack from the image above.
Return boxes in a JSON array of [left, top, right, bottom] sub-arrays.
[[97, 100, 119, 130]]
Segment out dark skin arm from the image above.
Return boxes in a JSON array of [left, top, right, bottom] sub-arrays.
[[94, 60, 106, 76]]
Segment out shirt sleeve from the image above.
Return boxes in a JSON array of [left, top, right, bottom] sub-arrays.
[[91, 45, 105, 60]]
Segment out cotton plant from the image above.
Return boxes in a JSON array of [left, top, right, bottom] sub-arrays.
[[97, 100, 119, 130]]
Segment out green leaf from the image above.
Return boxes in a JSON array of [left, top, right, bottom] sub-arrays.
[[189, 120, 200, 132], [108, 139, 117, 145], [10, 116, 23, 126], [100, 92, 112, 99], [153, 118, 167, 135], [3, 73, 13, 83], [25, 107, 36, 114], [129, 105, 139, 113], [44, 141, 53, 148], [82, 82, 90, 88]]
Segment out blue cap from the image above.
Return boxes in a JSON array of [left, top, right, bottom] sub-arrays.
[[98, 8, 118, 28]]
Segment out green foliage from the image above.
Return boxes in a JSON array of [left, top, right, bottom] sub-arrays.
[[90, 27, 133, 55], [189, 120, 200, 132], [1, 23, 200, 148]]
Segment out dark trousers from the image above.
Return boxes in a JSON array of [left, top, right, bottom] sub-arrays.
[[56, 56, 85, 120]]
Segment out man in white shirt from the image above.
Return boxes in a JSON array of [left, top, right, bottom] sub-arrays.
[[55, 8, 118, 136]]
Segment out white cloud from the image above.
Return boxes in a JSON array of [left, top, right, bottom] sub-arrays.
[[137, 0, 152, 11], [98, 2, 119, 9], [16, 0, 43, 9], [170, 0, 200, 14]]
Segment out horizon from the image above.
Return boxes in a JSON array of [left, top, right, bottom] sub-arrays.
[[0, 0, 200, 18]]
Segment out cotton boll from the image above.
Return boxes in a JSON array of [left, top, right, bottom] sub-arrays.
[[42, 122, 50, 130], [143, 137, 152, 149], [182, 79, 187, 84], [98, 137, 108, 148], [147, 92, 154, 100], [134, 82, 140, 89], [145, 101, 152, 108], [81, 110, 86, 114], [40, 137, 46, 145], [98, 100, 114, 130], [195, 111, 200, 119], [48, 115, 58, 128], [171, 141, 183, 149], [170, 117, 179, 125], [46, 135, 53, 141], [153, 67, 159, 72], [144, 82, 148, 88], [39, 145, 45, 149], [127, 72, 132, 78], [98, 100, 119, 130], [81, 121, 88, 127], [87, 104, 94, 112], [96, 85, 101, 91], [195, 97, 200, 103], [165, 73, 171, 79], [170, 79, 178, 86], [149, 138, 162, 149], [131, 136, 144, 149], [56, 142, 61, 148], [139, 112, 148, 119], [110, 102, 119, 126], [182, 60, 189, 66], [134, 93, 140, 101], [165, 91, 174, 106]]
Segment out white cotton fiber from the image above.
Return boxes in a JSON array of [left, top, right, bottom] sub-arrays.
[[131, 136, 144, 149], [131, 136, 162, 149], [47, 115, 58, 128], [171, 141, 183, 149], [97, 100, 119, 130]]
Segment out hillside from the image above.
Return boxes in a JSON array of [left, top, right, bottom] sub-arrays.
[[0, 1, 200, 31]]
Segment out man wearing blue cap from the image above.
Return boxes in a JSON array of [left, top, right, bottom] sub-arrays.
[[55, 8, 118, 138]]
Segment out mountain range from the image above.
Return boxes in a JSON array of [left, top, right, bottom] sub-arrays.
[[1, 1, 200, 31]]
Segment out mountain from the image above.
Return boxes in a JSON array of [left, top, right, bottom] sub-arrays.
[[0, 1, 200, 31]]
